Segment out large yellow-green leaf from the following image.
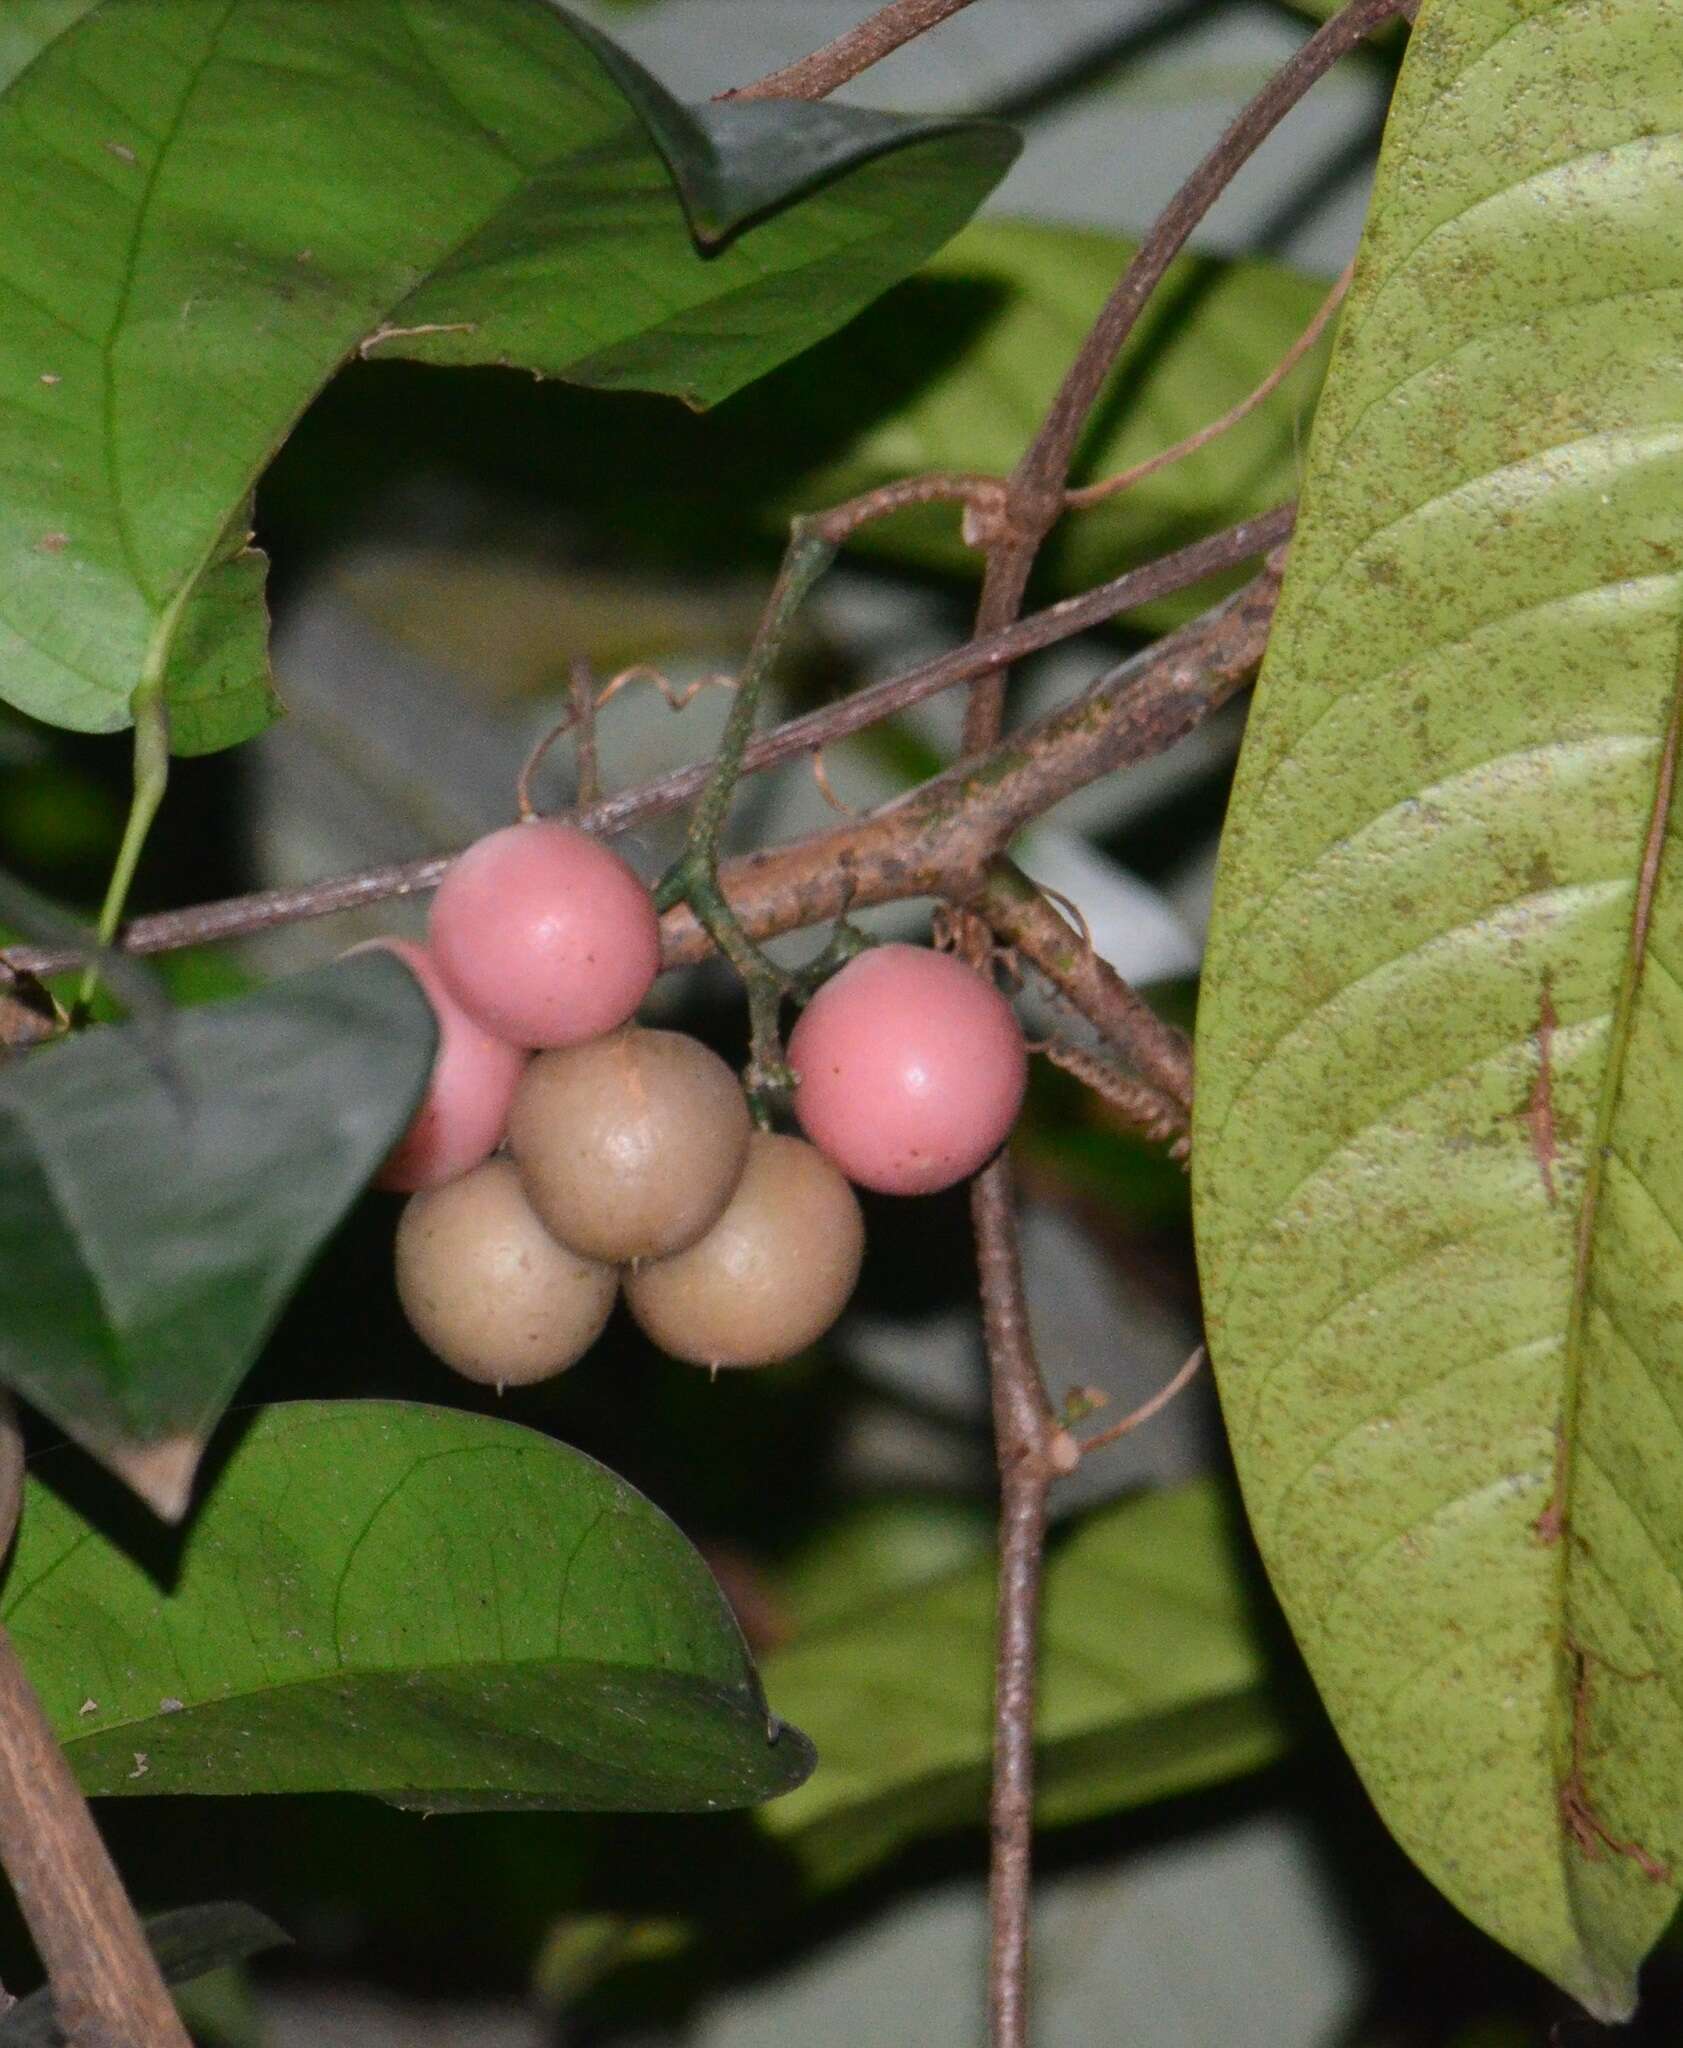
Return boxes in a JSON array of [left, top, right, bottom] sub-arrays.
[[1194, 0, 1683, 2017]]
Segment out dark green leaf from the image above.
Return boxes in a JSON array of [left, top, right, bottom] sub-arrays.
[[5, 1401, 815, 1811], [757, 1483, 1283, 1891], [1195, 0, 1683, 2015], [0, 951, 434, 1515], [556, 10, 1010, 244], [0, 0, 1012, 750]]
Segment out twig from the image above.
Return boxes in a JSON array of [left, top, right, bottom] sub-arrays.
[[0, 513, 1288, 983], [953, 174, 1082, 2037], [656, 527, 837, 1104], [1012, 0, 1409, 529], [0, 1399, 189, 2048], [515, 660, 603, 820], [976, 860, 1193, 1115], [722, 0, 987, 102], [7, 563, 1273, 1095], [569, 658, 601, 812], [654, 562, 1279, 1091], [961, 532, 1051, 2048], [1066, 259, 1354, 510], [973, 1167, 1055, 2048], [1041, 1038, 1189, 1156], [810, 471, 1003, 545], [939, 7, 1407, 2020], [0, 1634, 191, 2046], [1074, 1345, 1207, 1458]]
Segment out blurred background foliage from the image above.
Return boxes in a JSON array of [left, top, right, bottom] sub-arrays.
[[4, 1, 1675, 2041]]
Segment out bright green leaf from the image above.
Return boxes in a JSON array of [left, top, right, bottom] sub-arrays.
[[0, 951, 433, 1516], [782, 218, 1332, 624], [1194, 0, 1683, 2016], [5, 1401, 814, 1811], [757, 1483, 1284, 1891], [0, 0, 1013, 749]]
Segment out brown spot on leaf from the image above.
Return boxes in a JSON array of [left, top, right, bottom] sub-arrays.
[[1534, 1421, 1568, 1544], [1524, 977, 1561, 1208], [1559, 1647, 1670, 1883]]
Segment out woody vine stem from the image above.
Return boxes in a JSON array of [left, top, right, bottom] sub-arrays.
[[0, 3, 1414, 2042]]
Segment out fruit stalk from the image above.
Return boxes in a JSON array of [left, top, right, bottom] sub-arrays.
[[656, 525, 838, 1108]]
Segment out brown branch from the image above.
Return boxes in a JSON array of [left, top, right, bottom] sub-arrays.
[[980, 860, 1193, 1115], [656, 559, 1282, 1092], [961, 527, 1050, 2048], [1040, 1039, 1189, 1158], [721, 0, 986, 102], [916, 13, 1407, 2025], [809, 471, 1001, 544], [0, 510, 1289, 983], [0, 1634, 191, 2047], [973, 1166, 1054, 2048], [0, 1401, 189, 2048], [1013, 0, 1408, 522]]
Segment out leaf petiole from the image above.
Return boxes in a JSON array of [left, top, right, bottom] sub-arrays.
[[77, 600, 179, 1014]]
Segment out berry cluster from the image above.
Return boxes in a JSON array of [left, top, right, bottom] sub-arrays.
[[372, 818, 1028, 1388]]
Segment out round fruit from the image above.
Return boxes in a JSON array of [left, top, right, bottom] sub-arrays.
[[428, 819, 660, 1048], [395, 1159, 617, 1386], [787, 943, 1027, 1195], [507, 1025, 751, 1262], [624, 1132, 864, 1368], [357, 939, 526, 1193]]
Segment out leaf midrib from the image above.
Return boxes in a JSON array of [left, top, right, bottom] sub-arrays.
[[35, 1642, 751, 1758], [1548, 649, 1683, 1889], [100, 0, 241, 611]]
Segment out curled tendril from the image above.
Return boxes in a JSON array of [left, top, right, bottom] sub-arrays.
[[515, 662, 739, 821]]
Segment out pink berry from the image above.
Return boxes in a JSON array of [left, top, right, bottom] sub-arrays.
[[787, 944, 1027, 1196], [357, 939, 526, 1193], [427, 820, 661, 1048]]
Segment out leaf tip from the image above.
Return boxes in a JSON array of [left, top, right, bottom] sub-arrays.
[[1568, 1962, 1639, 2028], [101, 1432, 202, 1523]]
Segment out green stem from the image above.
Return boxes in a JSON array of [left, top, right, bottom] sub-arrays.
[[78, 601, 179, 1012], [657, 525, 837, 1110], [682, 527, 836, 872]]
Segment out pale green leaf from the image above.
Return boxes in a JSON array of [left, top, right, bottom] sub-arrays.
[[783, 217, 1332, 623], [758, 1484, 1284, 1891], [1195, 0, 1683, 2016]]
